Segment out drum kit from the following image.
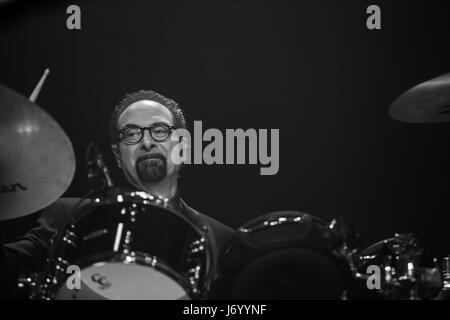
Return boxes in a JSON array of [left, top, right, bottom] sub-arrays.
[[1, 71, 450, 300]]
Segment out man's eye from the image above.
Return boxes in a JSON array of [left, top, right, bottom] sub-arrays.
[[153, 127, 169, 136], [125, 129, 141, 138]]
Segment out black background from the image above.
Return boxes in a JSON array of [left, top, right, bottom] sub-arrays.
[[1, 0, 450, 258]]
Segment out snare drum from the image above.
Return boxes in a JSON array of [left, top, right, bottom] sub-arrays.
[[213, 211, 354, 299], [37, 191, 217, 300]]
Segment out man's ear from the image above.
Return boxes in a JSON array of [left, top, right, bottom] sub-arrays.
[[111, 144, 121, 168]]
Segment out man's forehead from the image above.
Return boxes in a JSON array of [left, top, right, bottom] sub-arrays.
[[118, 100, 174, 126]]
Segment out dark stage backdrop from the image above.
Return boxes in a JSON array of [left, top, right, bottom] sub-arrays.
[[1, 0, 450, 258]]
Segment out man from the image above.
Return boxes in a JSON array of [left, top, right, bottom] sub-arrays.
[[1, 90, 234, 299]]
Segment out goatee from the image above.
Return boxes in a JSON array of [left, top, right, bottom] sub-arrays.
[[136, 154, 167, 183]]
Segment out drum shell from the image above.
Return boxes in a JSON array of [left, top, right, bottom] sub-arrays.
[[48, 193, 216, 300], [213, 211, 352, 300]]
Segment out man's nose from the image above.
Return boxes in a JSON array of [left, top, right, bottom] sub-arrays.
[[140, 129, 156, 150]]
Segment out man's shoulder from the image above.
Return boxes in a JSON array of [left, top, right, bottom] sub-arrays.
[[179, 200, 235, 254], [38, 197, 93, 229], [46, 197, 93, 211], [180, 200, 233, 231]]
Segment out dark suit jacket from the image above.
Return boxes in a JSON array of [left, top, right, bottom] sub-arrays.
[[1, 197, 235, 299]]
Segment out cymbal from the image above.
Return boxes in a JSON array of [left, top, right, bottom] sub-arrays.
[[389, 73, 450, 123], [0, 84, 75, 220]]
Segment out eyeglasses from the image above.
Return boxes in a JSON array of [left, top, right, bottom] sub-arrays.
[[118, 123, 176, 144]]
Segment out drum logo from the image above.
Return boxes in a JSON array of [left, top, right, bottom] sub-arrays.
[[90, 273, 112, 290]]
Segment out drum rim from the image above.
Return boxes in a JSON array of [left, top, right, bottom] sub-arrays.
[[79, 191, 191, 227], [358, 234, 423, 258], [224, 211, 332, 258], [238, 211, 327, 233]]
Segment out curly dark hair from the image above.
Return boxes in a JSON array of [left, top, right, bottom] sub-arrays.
[[109, 90, 187, 144]]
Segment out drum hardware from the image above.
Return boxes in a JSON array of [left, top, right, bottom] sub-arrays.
[[430, 255, 450, 300], [327, 217, 361, 273], [186, 238, 207, 290], [86, 143, 115, 193], [17, 275, 37, 297], [443, 256, 450, 288], [353, 233, 444, 300], [62, 228, 78, 247], [355, 234, 421, 299], [325, 217, 364, 300], [17, 266, 55, 300]]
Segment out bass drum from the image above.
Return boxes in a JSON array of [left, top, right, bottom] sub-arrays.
[[213, 211, 354, 299], [41, 191, 218, 300]]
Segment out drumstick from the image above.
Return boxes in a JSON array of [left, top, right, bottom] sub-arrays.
[[29, 68, 50, 102]]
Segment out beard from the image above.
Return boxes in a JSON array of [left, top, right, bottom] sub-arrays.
[[136, 153, 168, 183]]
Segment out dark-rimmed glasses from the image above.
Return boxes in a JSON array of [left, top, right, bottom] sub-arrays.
[[118, 123, 176, 144]]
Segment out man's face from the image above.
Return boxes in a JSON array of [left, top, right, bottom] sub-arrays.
[[112, 100, 180, 187]]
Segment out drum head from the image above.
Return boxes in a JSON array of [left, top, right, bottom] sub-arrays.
[[56, 262, 189, 300], [224, 247, 345, 299]]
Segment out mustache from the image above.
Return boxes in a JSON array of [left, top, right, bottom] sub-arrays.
[[136, 153, 167, 164]]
